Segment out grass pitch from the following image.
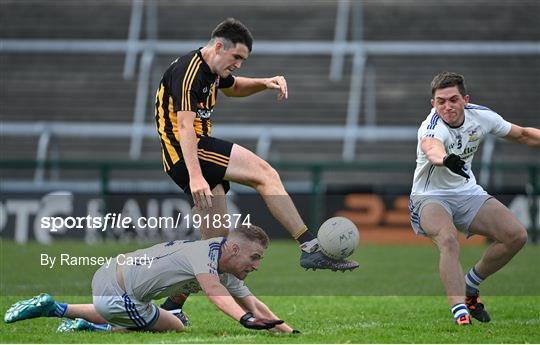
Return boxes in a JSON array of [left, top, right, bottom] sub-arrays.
[[1, 239, 539, 343]]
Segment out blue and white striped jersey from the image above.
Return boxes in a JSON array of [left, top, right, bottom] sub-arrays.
[[411, 103, 511, 195]]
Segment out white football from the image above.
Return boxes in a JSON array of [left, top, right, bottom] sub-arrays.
[[317, 217, 359, 260]]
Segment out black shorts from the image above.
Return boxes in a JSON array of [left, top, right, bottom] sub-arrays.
[[167, 136, 234, 195]]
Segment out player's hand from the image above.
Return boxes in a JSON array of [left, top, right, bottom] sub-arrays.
[[265, 76, 288, 101], [190, 176, 213, 209], [443, 154, 470, 179], [239, 312, 284, 330]]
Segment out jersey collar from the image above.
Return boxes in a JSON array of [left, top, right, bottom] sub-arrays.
[[436, 111, 466, 129]]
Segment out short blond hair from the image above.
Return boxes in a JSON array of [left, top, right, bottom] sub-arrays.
[[228, 224, 269, 248]]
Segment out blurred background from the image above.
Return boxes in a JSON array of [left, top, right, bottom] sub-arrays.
[[1, 0, 539, 245]]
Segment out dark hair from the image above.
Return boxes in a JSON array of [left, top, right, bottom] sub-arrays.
[[229, 224, 269, 248], [430, 72, 467, 97], [211, 18, 253, 52]]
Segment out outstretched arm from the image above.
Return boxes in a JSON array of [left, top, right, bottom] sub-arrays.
[[221, 76, 288, 100], [196, 274, 284, 330], [196, 273, 247, 321], [504, 124, 540, 147], [177, 110, 213, 209], [421, 137, 469, 179], [420, 137, 447, 166], [236, 295, 295, 333]]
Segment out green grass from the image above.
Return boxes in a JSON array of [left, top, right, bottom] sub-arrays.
[[1, 239, 539, 343]]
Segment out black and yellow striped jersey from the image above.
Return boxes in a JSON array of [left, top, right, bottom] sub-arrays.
[[154, 49, 235, 171]]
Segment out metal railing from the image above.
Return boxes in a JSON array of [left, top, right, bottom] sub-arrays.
[[1, 159, 538, 243], [1, 1, 539, 186], [2, 40, 538, 161]]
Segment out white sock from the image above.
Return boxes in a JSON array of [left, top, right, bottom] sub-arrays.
[[451, 303, 469, 320], [465, 267, 484, 295]]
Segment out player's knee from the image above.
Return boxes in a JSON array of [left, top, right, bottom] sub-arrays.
[[265, 165, 281, 185], [151, 317, 184, 332], [435, 232, 460, 254], [507, 227, 528, 249], [160, 324, 184, 332], [256, 161, 282, 187]]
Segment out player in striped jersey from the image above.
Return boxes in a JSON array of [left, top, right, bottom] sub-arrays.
[[155, 19, 358, 269], [155, 17, 357, 326], [409, 72, 540, 325]]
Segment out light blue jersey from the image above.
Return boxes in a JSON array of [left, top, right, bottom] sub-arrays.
[[121, 237, 251, 302]]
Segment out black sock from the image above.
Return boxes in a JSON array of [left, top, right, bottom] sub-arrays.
[[160, 295, 188, 310], [296, 230, 315, 244]]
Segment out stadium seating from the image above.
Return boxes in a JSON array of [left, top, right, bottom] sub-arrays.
[[1, 0, 538, 187]]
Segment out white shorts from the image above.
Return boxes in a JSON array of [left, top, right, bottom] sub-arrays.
[[91, 262, 159, 330], [409, 185, 492, 237]]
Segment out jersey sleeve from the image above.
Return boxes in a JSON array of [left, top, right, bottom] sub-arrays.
[[483, 111, 512, 137], [222, 274, 252, 298], [218, 75, 235, 89], [419, 111, 451, 144], [169, 64, 203, 113]]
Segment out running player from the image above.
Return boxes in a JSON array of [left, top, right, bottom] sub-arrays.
[[4, 225, 295, 333], [409, 72, 539, 325]]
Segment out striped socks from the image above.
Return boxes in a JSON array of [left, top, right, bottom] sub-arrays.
[[450, 267, 484, 322], [451, 303, 469, 320], [90, 323, 113, 332], [465, 267, 484, 296], [47, 302, 67, 318]]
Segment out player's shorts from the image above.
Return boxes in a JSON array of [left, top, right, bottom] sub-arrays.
[[91, 260, 159, 330], [167, 136, 234, 195], [409, 185, 492, 237]]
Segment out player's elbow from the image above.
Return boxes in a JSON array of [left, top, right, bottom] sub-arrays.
[[506, 127, 540, 147], [222, 86, 242, 97], [221, 88, 234, 97], [520, 128, 540, 147]]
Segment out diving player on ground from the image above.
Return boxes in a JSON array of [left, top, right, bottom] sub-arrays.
[[4, 225, 295, 333]]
